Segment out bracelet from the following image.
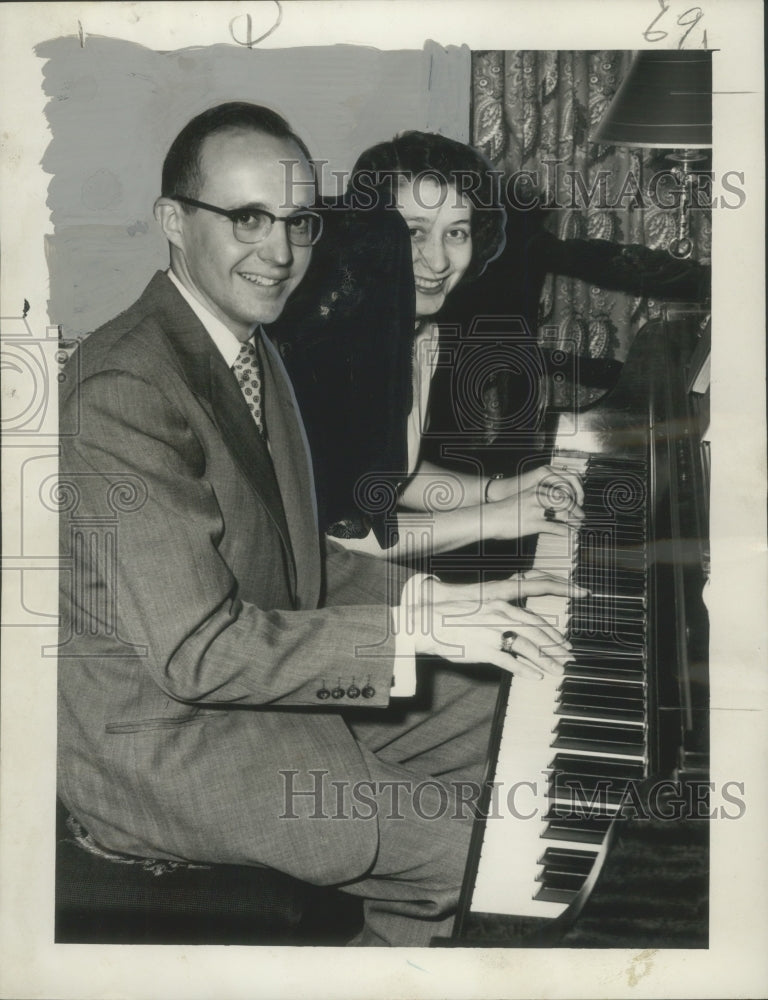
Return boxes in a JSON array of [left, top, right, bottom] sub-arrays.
[[484, 473, 505, 503]]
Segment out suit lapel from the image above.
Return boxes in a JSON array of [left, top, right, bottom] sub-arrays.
[[147, 273, 299, 600], [259, 333, 322, 610]]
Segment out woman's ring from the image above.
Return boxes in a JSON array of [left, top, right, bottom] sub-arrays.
[[501, 630, 518, 654]]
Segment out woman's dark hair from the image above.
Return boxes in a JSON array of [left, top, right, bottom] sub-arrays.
[[161, 102, 314, 202], [347, 131, 506, 281]]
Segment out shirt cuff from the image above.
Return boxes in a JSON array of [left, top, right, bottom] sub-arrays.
[[389, 573, 434, 698]]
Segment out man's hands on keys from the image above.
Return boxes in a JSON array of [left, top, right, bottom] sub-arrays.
[[410, 572, 587, 680], [484, 464, 584, 540]]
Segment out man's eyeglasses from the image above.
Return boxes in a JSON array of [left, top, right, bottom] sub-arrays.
[[172, 194, 323, 247]]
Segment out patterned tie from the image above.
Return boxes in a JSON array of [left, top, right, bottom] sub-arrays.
[[232, 340, 264, 434]]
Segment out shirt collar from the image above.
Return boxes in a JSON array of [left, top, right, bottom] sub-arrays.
[[167, 268, 254, 367]]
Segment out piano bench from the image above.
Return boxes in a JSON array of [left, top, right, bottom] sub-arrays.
[[55, 800, 363, 945]]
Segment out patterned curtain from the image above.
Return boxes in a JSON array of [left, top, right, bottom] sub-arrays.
[[471, 51, 712, 365]]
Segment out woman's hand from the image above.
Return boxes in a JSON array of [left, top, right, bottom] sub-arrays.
[[512, 464, 585, 505], [484, 464, 584, 540]]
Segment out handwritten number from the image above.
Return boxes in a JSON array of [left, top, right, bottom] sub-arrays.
[[677, 7, 704, 49], [229, 2, 283, 48], [643, 0, 670, 42], [643, 1, 706, 49]]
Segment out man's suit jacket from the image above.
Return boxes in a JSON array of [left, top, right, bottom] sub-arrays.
[[58, 272, 405, 884]]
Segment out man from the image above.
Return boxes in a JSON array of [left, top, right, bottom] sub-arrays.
[[58, 103, 574, 946]]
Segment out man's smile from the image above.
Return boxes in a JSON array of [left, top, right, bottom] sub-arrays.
[[238, 272, 284, 287]]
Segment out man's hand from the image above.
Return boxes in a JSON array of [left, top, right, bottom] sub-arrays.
[[410, 572, 584, 680]]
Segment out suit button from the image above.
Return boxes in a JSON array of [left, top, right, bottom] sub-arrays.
[[361, 685, 376, 699], [316, 687, 331, 700], [331, 686, 345, 699], [347, 685, 360, 699]]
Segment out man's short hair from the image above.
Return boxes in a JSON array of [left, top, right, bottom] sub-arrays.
[[161, 102, 314, 202]]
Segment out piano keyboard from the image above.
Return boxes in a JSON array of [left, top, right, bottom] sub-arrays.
[[471, 452, 649, 919]]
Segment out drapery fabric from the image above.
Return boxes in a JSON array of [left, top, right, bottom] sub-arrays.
[[471, 50, 711, 364]]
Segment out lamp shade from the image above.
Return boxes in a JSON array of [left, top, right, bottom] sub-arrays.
[[593, 50, 712, 149]]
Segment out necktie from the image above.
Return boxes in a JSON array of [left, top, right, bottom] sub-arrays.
[[232, 340, 264, 434]]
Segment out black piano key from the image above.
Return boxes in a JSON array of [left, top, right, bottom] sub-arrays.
[[583, 488, 645, 501], [564, 662, 645, 682], [556, 695, 645, 722], [568, 625, 645, 653], [579, 520, 645, 539], [583, 456, 647, 470], [558, 696, 644, 717], [570, 628, 645, 647], [584, 502, 646, 517], [570, 639, 645, 657], [552, 719, 646, 756], [579, 542, 645, 559], [543, 827, 608, 845], [570, 622, 645, 640], [537, 847, 597, 875], [580, 500, 644, 517], [554, 719, 645, 741], [556, 685, 645, 722], [533, 885, 579, 904], [546, 757, 642, 812], [570, 616, 645, 631], [570, 600, 647, 622], [569, 648, 645, 663], [549, 753, 645, 781], [547, 778, 632, 807], [572, 597, 645, 610], [566, 652, 645, 668], [575, 565, 633, 585], [571, 597, 646, 610], [578, 531, 644, 545], [570, 594, 646, 609], [555, 704, 644, 724], [576, 562, 646, 582], [581, 508, 645, 533], [571, 598, 646, 616], [568, 625, 645, 643], [575, 573, 646, 596], [585, 561, 647, 579], [557, 687, 645, 707], [583, 461, 647, 475], [542, 810, 613, 844], [571, 637, 646, 655], [559, 677, 644, 698], [535, 870, 588, 892]]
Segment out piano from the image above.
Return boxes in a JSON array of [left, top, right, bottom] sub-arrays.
[[445, 315, 711, 947]]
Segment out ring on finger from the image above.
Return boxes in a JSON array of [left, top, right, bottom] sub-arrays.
[[500, 630, 518, 655]]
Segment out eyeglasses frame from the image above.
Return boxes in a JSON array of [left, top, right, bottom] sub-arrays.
[[171, 194, 323, 246]]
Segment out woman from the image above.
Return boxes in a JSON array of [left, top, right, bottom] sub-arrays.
[[331, 131, 583, 559]]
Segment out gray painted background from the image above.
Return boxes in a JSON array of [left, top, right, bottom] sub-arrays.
[[37, 37, 470, 338]]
